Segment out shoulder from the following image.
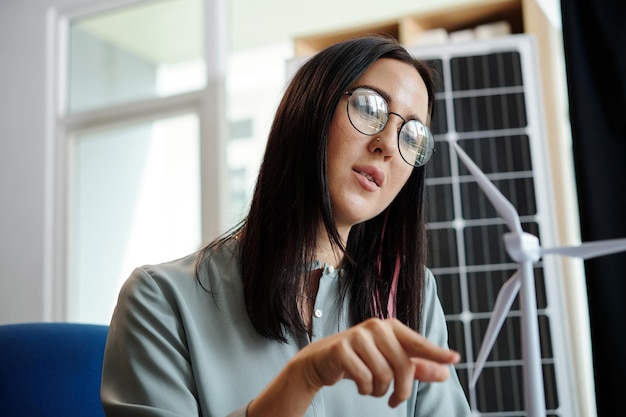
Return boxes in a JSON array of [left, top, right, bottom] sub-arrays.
[[117, 238, 242, 315], [422, 267, 439, 302], [423, 267, 437, 287], [136, 237, 238, 283], [420, 268, 448, 343], [420, 268, 441, 321], [195, 237, 241, 288], [115, 251, 201, 317]]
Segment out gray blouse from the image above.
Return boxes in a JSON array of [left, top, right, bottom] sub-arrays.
[[101, 238, 471, 416]]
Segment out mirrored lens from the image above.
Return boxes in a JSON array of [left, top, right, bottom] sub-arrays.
[[399, 121, 435, 167], [345, 87, 435, 167], [347, 88, 388, 134]]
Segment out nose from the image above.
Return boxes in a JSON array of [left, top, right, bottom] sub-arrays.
[[372, 112, 406, 156], [369, 117, 401, 158]]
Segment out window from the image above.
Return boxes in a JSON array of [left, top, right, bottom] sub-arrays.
[[68, 114, 201, 322], [54, 0, 226, 324]]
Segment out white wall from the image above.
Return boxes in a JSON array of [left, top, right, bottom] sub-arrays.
[[0, 1, 51, 323]]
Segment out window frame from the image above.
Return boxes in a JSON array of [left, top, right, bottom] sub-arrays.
[[46, 0, 228, 321]]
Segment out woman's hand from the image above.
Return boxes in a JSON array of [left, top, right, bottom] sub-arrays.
[[298, 318, 459, 406], [247, 318, 460, 417]]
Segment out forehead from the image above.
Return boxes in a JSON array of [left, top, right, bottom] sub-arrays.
[[354, 58, 429, 122]]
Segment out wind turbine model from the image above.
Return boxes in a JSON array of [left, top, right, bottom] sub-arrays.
[[452, 141, 626, 417]]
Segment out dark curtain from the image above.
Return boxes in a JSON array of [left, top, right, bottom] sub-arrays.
[[560, 1, 626, 416]]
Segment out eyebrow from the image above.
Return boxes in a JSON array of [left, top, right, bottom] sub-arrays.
[[352, 84, 424, 123]]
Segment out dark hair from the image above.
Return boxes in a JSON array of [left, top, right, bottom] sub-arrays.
[[199, 35, 436, 342]]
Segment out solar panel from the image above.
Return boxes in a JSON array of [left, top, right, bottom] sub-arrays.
[[414, 35, 578, 416]]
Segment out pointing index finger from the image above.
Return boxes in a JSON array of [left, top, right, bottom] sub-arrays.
[[390, 319, 460, 364]]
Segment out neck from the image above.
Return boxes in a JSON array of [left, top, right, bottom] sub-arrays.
[[315, 239, 344, 269], [315, 223, 348, 268]]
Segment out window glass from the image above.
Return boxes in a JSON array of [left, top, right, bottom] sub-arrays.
[[69, 113, 201, 323], [68, 0, 205, 113]]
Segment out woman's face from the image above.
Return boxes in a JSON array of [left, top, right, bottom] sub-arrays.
[[327, 58, 430, 237]]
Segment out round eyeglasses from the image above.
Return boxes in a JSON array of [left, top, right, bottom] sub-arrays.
[[344, 87, 435, 167]]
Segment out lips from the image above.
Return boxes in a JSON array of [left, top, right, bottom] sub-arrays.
[[360, 171, 376, 183], [353, 165, 385, 187]]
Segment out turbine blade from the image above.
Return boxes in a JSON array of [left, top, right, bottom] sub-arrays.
[[452, 142, 522, 233], [470, 271, 522, 387], [541, 237, 626, 260]]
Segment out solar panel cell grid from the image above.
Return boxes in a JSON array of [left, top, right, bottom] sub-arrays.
[[419, 37, 567, 416]]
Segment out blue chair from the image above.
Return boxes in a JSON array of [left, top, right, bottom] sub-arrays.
[[0, 322, 109, 416]]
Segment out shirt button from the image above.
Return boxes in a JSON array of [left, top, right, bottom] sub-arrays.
[[327, 265, 335, 274], [314, 309, 323, 318]]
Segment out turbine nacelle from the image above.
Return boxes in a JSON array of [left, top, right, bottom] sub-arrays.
[[503, 232, 541, 263]]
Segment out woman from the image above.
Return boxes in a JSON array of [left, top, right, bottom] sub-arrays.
[[101, 35, 471, 417]]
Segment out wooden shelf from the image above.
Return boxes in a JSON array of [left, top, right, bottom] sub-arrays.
[[294, 0, 523, 56]]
